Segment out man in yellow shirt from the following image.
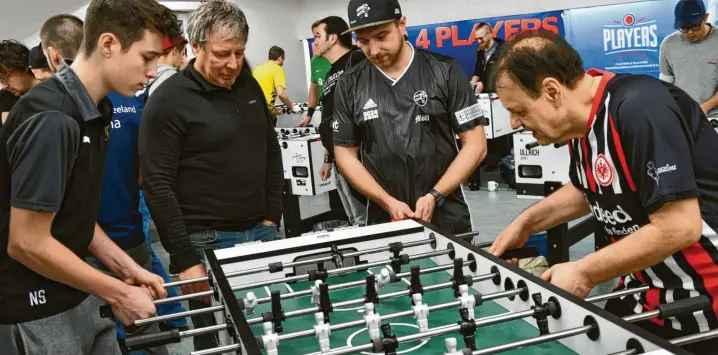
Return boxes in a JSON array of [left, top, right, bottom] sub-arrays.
[[253, 46, 297, 123]]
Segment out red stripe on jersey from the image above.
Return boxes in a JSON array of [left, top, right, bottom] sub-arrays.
[[585, 69, 616, 134], [681, 242, 718, 320], [581, 138, 597, 192], [607, 114, 636, 192], [645, 288, 665, 327]]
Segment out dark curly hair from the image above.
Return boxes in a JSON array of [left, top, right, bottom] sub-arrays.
[[0, 40, 30, 74]]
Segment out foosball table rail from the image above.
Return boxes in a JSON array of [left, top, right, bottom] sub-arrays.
[[199, 220, 694, 355]]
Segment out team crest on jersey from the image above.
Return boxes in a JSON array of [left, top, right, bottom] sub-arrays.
[[413, 90, 428, 106], [595, 154, 614, 187]]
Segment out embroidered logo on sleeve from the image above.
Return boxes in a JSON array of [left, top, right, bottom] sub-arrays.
[[455, 103, 483, 125]]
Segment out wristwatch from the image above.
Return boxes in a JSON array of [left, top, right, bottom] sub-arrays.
[[429, 189, 445, 207]]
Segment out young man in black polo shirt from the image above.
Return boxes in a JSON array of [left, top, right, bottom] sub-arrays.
[[333, 0, 487, 234], [315, 15, 368, 226], [0, 0, 179, 353], [139, 1, 283, 350], [489, 31, 718, 352]]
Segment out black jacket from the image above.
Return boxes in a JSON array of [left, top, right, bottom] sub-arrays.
[[472, 37, 505, 93], [139, 59, 283, 272]]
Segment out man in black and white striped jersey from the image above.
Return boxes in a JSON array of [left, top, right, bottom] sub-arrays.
[[490, 31, 718, 352]]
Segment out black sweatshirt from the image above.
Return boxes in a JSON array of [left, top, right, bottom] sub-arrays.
[[139, 59, 283, 272]]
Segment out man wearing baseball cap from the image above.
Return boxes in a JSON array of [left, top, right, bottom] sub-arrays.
[[332, 0, 487, 233], [137, 35, 187, 102], [28, 44, 53, 81], [660, 0, 718, 126]]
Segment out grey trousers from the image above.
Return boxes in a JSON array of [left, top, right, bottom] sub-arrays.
[[334, 163, 367, 226], [86, 242, 169, 355], [0, 295, 120, 355]]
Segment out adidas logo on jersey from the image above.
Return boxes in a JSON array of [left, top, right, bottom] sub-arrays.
[[363, 99, 377, 110]]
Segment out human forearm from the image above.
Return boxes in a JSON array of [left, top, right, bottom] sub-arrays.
[[277, 89, 294, 109], [516, 183, 590, 234], [335, 146, 393, 208], [308, 83, 319, 108], [434, 128, 486, 196], [89, 224, 142, 281], [577, 199, 702, 286], [702, 91, 718, 114], [1, 112, 8, 124], [8, 216, 131, 304]]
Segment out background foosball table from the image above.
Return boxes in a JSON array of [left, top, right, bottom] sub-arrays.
[[121, 220, 716, 355]]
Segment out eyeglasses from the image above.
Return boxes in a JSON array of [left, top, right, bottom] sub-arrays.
[[680, 24, 703, 33], [0, 71, 10, 83]]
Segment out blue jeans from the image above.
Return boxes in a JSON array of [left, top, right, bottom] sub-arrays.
[[139, 191, 187, 329], [187, 224, 277, 351]]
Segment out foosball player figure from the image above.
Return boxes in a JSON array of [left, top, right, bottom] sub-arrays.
[[314, 312, 331, 352]]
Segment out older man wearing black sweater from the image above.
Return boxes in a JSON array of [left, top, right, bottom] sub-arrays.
[[138, 2, 283, 350]]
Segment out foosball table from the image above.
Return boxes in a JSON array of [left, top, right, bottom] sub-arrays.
[[116, 220, 717, 355]]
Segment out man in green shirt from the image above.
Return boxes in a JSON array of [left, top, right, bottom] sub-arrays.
[[298, 21, 333, 127]]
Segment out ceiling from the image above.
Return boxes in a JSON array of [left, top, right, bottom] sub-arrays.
[[0, 0, 92, 41], [0, 0, 203, 43]]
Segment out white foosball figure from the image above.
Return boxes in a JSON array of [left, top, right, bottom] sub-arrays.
[[364, 303, 382, 340], [458, 284, 475, 320], [412, 293, 430, 333], [314, 312, 331, 352], [261, 321, 279, 355], [311, 280, 323, 305], [444, 338, 464, 355], [243, 292, 258, 315], [376, 268, 391, 290]]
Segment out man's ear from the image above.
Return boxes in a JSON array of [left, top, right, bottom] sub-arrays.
[[97, 32, 120, 58]]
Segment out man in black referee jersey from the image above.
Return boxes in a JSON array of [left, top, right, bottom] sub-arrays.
[[489, 31, 718, 350], [333, 0, 487, 234]]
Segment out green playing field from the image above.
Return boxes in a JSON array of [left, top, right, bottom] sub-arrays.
[[234, 258, 577, 355]]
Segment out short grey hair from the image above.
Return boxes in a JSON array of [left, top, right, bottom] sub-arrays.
[[187, 0, 249, 46]]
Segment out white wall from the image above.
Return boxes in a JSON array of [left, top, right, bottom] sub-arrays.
[[20, 0, 307, 102], [295, 0, 650, 36]]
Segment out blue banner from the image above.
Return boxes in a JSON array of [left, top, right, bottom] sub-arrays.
[[306, 11, 564, 78], [563, 0, 706, 77], [405, 11, 565, 77]]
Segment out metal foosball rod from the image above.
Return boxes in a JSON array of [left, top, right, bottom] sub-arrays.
[[125, 269, 500, 352], [164, 238, 437, 288], [133, 259, 475, 327], [607, 327, 718, 355], [138, 285, 651, 355], [155, 248, 453, 308], [317, 296, 709, 355], [246, 271, 497, 326], [469, 296, 711, 355], [277, 287, 527, 343]]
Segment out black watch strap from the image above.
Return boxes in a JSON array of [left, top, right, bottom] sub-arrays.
[[429, 189, 444, 207]]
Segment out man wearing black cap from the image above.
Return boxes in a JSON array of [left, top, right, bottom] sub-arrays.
[[28, 44, 53, 81], [660, 0, 718, 125], [333, 0, 487, 234]]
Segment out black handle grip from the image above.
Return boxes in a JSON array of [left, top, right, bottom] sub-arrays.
[[525, 142, 540, 150], [501, 246, 539, 260], [99, 304, 114, 319], [554, 141, 568, 149], [657, 296, 711, 319], [123, 329, 181, 351]]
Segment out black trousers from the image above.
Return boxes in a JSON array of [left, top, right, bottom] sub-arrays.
[[604, 297, 718, 354], [466, 135, 513, 185]]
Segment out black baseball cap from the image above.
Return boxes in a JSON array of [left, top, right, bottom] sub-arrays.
[[674, 0, 706, 29], [28, 44, 49, 70], [343, 0, 403, 35]]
